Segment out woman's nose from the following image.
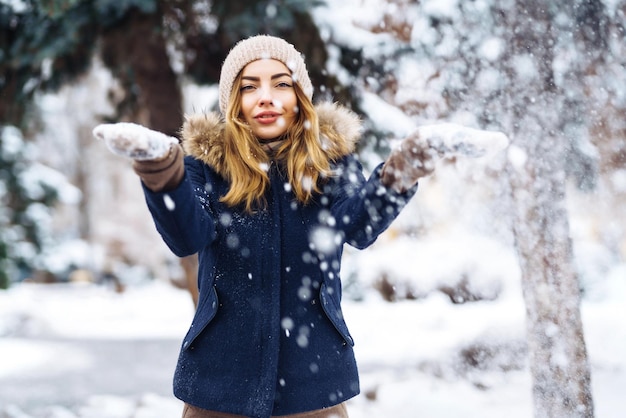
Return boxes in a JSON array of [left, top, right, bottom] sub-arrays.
[[258, 86, 273, 105]]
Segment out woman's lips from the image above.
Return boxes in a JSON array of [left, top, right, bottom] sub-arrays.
[[255, 112, 281, 124]]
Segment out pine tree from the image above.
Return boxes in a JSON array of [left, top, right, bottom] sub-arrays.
[[0, 1, 164, 287], [0, 125, 73, 288]]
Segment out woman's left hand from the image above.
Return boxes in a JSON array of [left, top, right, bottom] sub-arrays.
[[381, 131, 437, 193]]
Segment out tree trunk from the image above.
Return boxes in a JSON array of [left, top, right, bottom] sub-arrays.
[[99, 6, 198, 304], [503, 1, 594, 417], [100, 7, 183, 136]]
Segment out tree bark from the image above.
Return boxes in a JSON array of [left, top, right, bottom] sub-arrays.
[[99, 6, 198, 304], [503, 1, 594, 417], [100, 7, 183, 136]]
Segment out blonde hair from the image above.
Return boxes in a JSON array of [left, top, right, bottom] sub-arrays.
[[221, 75, 331, 213]]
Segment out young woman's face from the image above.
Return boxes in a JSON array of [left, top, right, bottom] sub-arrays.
[[239, 59, 299, 141]]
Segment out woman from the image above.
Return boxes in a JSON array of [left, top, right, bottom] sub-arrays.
[[94, 35, 435, 418]]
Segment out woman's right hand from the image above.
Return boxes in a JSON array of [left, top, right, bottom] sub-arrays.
[[92, 122, 178, 161]]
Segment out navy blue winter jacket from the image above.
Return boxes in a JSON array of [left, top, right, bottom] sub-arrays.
[[140, 103, 417, 417]]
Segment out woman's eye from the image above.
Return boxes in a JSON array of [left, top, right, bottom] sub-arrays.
[[240, 85, 255, 92], [277, 81, 293, 88]]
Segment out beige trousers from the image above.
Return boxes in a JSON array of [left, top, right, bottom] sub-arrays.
[[181, 402, 349, 418]]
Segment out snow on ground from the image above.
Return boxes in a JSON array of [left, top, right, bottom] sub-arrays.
[[1, 237, 624, 418]]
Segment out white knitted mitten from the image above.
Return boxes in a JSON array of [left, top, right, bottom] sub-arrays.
[[92, 122, 178, 161]]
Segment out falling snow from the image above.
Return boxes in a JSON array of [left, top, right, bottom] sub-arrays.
[[1, 0, 624, 416]]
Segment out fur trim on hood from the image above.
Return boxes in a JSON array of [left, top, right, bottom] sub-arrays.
[[181, 102, 362, 176]]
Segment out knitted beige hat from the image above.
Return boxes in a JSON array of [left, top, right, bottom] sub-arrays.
[[218, 35, 314, 115]]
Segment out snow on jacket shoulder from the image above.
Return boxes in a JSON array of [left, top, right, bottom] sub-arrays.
[[139, 102, 417, 418]]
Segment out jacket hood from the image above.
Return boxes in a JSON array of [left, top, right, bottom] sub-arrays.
[[181, 102, 362, 176]]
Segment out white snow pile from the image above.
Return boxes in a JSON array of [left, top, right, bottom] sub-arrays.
[[92, 123, 178, 161]]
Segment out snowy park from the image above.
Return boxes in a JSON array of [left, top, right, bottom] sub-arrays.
[[2, 0, 626, 417]]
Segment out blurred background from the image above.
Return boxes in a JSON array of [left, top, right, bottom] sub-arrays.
[[1, 0, 625, 417]]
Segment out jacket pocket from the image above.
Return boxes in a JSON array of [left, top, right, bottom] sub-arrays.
[[181, 285, 219, 350], [319, 282, 355, 346]]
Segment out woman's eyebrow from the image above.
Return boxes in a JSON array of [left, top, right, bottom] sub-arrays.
[[241, 73, 292, 81], [271, 73, 292, 79]]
